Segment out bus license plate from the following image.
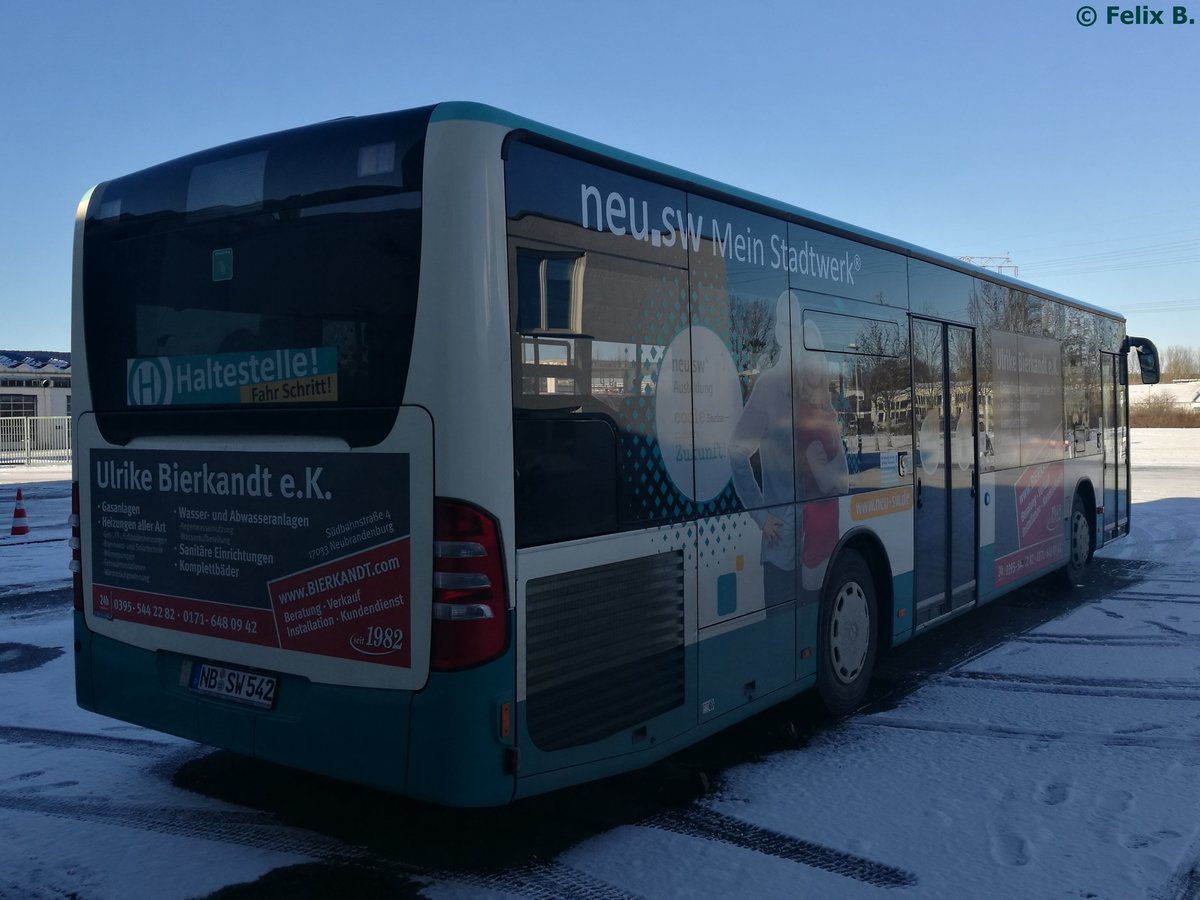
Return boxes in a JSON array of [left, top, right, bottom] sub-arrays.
[[188, 662, 277, 709]]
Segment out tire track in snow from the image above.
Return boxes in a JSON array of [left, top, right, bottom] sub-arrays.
[[0, 779, 918, 896], [0, 789, 644, 900], [1102, 592, 1200, 606], [940, 670, 1200, 700], [442, 864, 647, 900], [641, 806, 918, 888], [1015, 634, 1198, 647], [0, 791, 356, 859], [860, 715, 1200, 751], [1, 731, 917, 894], [0, 724, 180, 758], [0, 726, 642, 899], [367, 806, 919, 896]]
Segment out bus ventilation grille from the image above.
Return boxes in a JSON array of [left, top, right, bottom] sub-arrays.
[[525, 550, 685, 752]]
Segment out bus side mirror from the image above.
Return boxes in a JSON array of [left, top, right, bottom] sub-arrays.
[[1125, 335, 1161, 385]]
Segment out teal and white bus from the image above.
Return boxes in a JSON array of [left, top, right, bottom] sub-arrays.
[[71, 102, 1160, 806]]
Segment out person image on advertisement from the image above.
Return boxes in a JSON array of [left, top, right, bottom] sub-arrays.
[[795, 317, 849, 592], [728, 290, 802, 607]]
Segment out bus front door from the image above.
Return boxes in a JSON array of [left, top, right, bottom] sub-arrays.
[[912, 319, 978, 627], [1101, 351, 1129, 541]]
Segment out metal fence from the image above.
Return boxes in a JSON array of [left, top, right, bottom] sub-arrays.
[[0, 416, 72, 466]]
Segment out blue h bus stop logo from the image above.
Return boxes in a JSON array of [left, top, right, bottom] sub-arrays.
[[127, 357, 173, 406]]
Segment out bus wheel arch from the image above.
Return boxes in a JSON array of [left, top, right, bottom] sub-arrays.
[[816, 537, 889, 717], [1062, 480, 1097, 587], [1075, 479, 1097, 564]]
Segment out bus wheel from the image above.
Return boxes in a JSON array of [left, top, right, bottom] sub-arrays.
[[1062, 493, 1093, 587], [817, 549, 878, 717]]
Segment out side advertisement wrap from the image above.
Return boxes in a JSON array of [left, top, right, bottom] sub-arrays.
[[993, 461, 1066, 589], [992, 331, 1064, 469], [990, 331, 1066, 588], [655, 325, 744, 503], [89, 448, 411, 667]]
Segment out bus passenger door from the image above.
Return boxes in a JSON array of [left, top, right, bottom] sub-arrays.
[[1100, 351, 1129, 540], [912, 319, 978, 627]]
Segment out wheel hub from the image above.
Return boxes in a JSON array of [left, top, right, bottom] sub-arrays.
[[830, 582, 870, 685], [1071, 510, 1090, 568]]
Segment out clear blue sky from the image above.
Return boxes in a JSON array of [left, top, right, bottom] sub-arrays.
[[4, 0, 1198, 355]]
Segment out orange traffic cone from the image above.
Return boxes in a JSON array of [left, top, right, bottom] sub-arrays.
[[10, 489, 29, 536]]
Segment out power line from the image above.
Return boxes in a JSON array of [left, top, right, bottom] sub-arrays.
[[1116, 298, 1200, 312], [1020, 237, 1200, 276], [958, 255, 1019, 276]]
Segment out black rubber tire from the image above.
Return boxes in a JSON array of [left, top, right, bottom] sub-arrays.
[[1061, 493, 1093, 588], [816, 549, 878, 717]]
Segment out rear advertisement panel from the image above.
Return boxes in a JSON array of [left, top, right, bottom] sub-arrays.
[[88, 446, 415, 682]]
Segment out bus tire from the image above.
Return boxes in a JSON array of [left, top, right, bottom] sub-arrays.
[[817, 549, 878, 717], [1061, 493, 1093, 588]]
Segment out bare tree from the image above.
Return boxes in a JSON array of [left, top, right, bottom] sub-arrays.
[[728, 294, 777, 388], [1162, 345, 1200, 382]]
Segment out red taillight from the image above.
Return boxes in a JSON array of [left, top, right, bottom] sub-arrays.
[[70, 481, 83, 612], [431, 499, 508, 671]]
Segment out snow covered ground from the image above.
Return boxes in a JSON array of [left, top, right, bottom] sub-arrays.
[[2, 430, 1199, 899], [1, 468, 314, 898], [0, 465, 71, 594]]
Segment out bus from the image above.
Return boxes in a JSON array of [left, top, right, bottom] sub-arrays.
[[71, 102, 1161, 807]]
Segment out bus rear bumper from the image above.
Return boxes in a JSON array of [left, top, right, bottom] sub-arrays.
[[74, 612, 413, 794]]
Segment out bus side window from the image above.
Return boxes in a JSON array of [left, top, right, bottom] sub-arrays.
[[514, 413, 619, 547]]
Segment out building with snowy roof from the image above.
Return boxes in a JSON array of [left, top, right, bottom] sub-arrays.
[[1130, 380, 1200, 411], [0, 351, 72, 418]]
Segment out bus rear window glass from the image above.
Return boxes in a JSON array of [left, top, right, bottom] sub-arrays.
[[82, 110, 432, 415], [86, 197, 419, 411], [357, 142, 396, 177], [187, 151, 267, 212]]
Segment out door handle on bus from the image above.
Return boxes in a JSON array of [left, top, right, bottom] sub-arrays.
[[916, 477, 922, 509]]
